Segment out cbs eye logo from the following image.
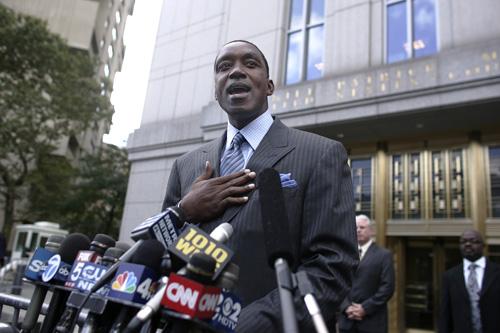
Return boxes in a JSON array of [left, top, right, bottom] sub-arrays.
[[222, 297, 234, 316]]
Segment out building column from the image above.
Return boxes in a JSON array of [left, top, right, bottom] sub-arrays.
[[374, 142, 389, 246], [468, 132, 488, 235], [388, 237, 405, 333]]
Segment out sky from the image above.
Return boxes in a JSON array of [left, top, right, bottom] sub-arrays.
[[103, 0, 163, 147]]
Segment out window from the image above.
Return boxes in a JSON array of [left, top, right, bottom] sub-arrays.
[[108, 44, 114, 58], [285, 0, 325, 85], [386, 0, 438, 63], [391, 152, 423, 219], [112, 27, 117, 41], [431, 149, 466, 218], [390, 149, 466, 220], [104, 64, 110, 77], [15, 232, 28, 252], [351, 158, 373, 217], [488, 146, 500, 217]]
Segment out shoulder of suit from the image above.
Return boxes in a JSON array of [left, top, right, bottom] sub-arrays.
[[486, 259, 500, 271], [286, 126, 346, 155], [444, 263, 463, 277], [175, 139, 219, 162], [370, 243, 392, 256]]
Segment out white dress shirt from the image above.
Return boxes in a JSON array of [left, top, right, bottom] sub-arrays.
[[223, 111, 273, 167], [358, 239, 373, 260], [463, 256, 486, 290]]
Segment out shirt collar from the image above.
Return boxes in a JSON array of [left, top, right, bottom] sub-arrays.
[[359, 239, 373, 254], [226, 110, 273, 150], [464, 256, 486, 270]]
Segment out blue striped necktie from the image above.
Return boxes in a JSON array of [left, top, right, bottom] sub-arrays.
[[220, 132, 246, 176]]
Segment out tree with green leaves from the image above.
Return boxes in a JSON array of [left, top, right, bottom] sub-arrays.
[[26, 145, 129, 239], [0, 5, 112, 236]]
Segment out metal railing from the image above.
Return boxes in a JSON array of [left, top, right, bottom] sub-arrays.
[[0, 292, 49, 329]]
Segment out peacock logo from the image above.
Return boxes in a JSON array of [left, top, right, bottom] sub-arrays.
[[111, 271, 137, 293]]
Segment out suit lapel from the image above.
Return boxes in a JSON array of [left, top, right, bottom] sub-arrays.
[[480, 259, 495, 296], [361, 243, 375, 263], [221, 119, 296, 223], [457, 264, 470, 300], [201, 132, 226, 177], [245, 119, 295, 175]]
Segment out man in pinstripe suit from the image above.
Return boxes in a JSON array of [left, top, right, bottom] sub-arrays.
[[162, 40, 358, 332]]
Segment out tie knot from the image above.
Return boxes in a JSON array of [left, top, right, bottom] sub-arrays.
[[231, 132, 245, 148], [469, 263, 478, 271]]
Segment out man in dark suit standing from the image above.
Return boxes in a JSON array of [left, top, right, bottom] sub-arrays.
[[339, 214, 395, 333], [162, 40, 358, 332], [439, 229, 500, 333]]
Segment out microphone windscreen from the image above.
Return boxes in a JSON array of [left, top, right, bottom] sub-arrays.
[[130, 239, 165, 273], [91, 234, 116, 254], [258, 168, 294, 268], [45, 234, 66, 253], [210, 223, 233, 243], [188, 252, 216, 277], [215, 262, 240, 290], [102, 247, 125, 266], [115, 241, 131, 252], [58, 233, 91, 263]]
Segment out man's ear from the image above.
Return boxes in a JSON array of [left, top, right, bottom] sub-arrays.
[[267, 79, 275, 96]]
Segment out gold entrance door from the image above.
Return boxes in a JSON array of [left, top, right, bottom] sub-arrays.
[[404, 238, 461, 333]]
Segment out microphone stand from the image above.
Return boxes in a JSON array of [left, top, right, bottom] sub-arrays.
[[274, 258, 299, 333], [295, 271, 329, 333]]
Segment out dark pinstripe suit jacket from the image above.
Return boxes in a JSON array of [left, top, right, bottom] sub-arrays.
[[162, 118, 358, 332]]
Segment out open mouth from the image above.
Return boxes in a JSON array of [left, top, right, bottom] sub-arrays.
[[227, 83, 251, 96]]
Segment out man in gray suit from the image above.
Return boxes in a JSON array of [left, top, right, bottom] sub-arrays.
[[162, 40, 358, 332], [339, 215, 395, 333]]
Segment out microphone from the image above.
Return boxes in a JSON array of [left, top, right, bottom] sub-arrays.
[[64, 234, 115, 290], [258, 168, 299, 333], [78, 247, 127, 333], [162, 253, 222, 332], [39, 233, 91, 333], [55, 234, 116, 333], [131, 206, 185, 248], [115, 241, 132, 252], [168, 222, 234, 278], [102, 240, 165, 332], [295, 271, 329, 333], [102, 246, 126, 267], [73, 233, 116, 264], [210, 263, 242, 333], [88, 206, 182, 295], [88, 239, 143, 294], [124, 223, 234, 332], [21, 234, 66, 332]]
